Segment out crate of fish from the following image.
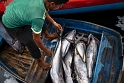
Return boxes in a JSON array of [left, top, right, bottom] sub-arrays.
[[43, 18, 123, 83]]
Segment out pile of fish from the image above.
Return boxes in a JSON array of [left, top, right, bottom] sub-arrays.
[[50, 30, 99, 83]]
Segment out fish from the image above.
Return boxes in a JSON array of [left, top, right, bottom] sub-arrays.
[[76, 42, 86, 62], [75, 33, 88, 44], [50, 38, 65, 83], [75, 34, 84, 44], [71, 59, 79, 83], [62, 60, 73, 83], [86, 34, 99, 80], [64, 49, 73, 68], [61, 30, 76, 57], [63, 48, 73, 83], [74, 48, 90, 83]]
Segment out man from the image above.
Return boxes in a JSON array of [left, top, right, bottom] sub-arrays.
[[1, 0, 69, 70]]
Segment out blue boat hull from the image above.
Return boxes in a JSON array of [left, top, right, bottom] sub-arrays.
[[49, 2, 124, 16], [44, 18, 123, 83], [0, 18, 123, 83]]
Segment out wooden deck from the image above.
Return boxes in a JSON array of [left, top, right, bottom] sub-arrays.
[[0, 43, 48, 83]]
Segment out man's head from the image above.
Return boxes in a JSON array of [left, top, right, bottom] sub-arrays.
[[45, 0, 69, 10]]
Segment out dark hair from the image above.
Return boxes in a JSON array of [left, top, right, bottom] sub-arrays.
[[47, 0, 69, 5]]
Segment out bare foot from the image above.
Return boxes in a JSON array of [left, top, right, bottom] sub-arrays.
[[45, 32, 59, 40], [37, 58, 52, 70]]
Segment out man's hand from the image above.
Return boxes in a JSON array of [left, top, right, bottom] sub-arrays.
[[53, 22, 63, 32], [43, 47, 52, 56], [45, 12, 63, 32], [0, 0, 7, 2]]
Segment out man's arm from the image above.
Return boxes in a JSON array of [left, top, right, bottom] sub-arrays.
[[45, 12, 63, 32], [45, 12, 55, 24], [30, 17, 52, 56], [32, 31, 51, 56]]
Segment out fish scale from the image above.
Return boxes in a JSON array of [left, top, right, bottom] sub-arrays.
[[74, 48, 90, 83], [86, 34, 98, 80], [50, 38, 65, 83], [61, 30, 76, 58]]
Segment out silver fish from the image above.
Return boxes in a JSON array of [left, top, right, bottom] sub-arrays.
[[86, 34, 99, 80], [63, 49, 73, 83], [64, 49, 73, 67], [61, 30, 76, 57], [76, 42, 86, 62], [74, 48, 90, 83], [50, 38, 65, 83], [62, 60, 73, 83]]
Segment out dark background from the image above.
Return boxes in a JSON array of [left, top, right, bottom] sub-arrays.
[[51, 9, 124, 37]]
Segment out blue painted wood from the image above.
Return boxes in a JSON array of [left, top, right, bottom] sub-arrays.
[[49, 2, 124, 16], [45, 18, 123, 83], [92, 32, 123, 83], [0, 36, 3, 45], [0, 18, 123, 83]]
